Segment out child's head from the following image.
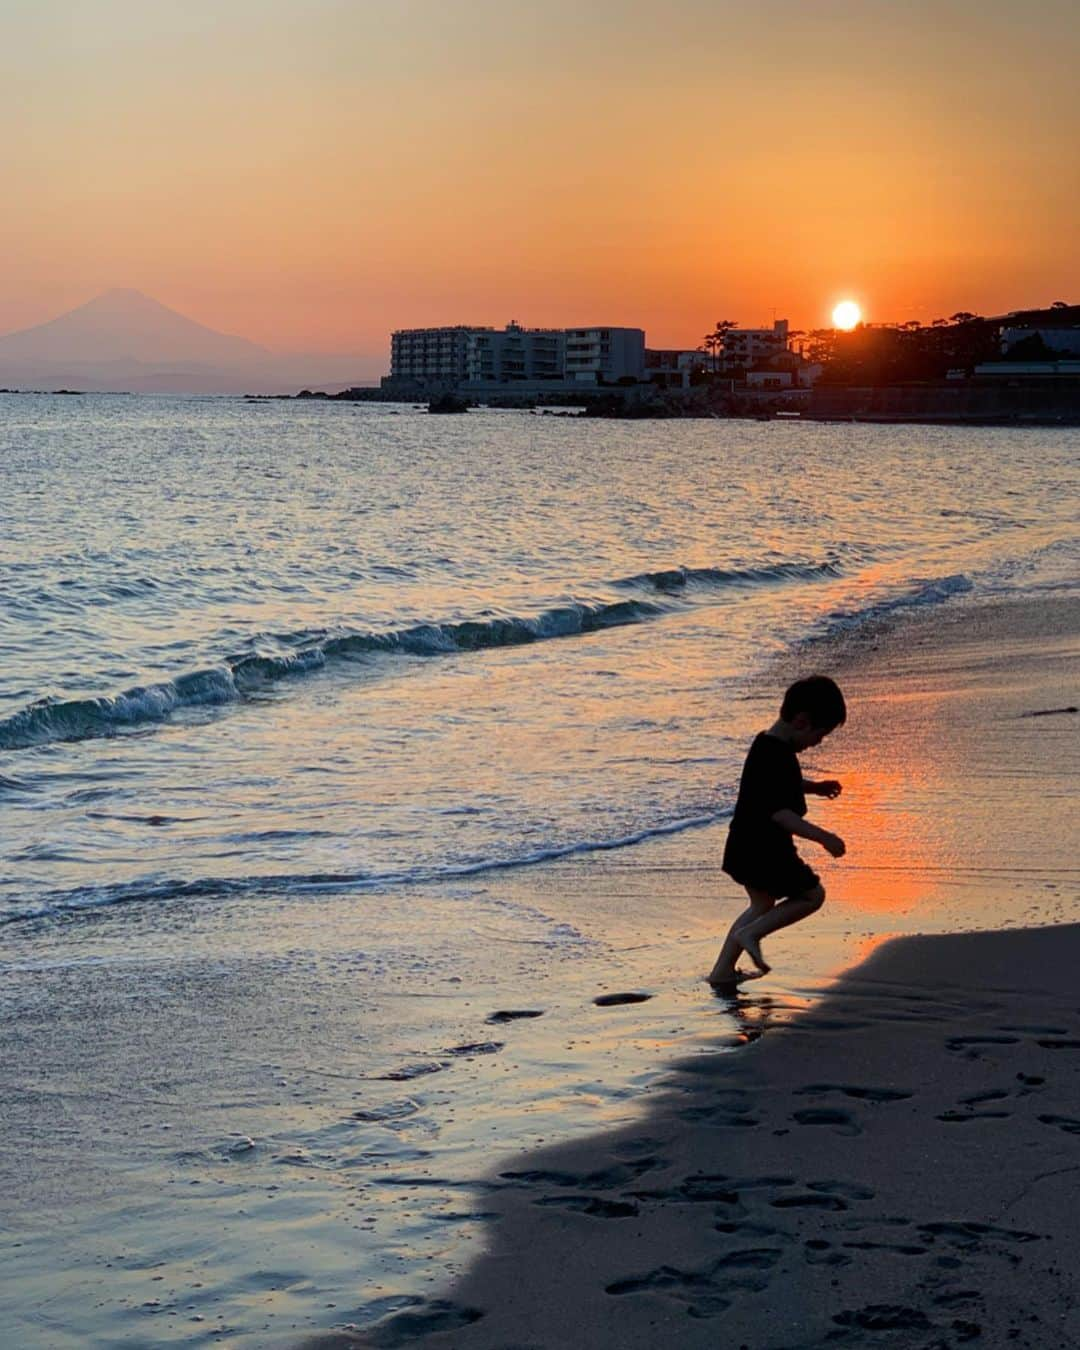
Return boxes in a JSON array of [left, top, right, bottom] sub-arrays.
[[780, 675, 846, 749]]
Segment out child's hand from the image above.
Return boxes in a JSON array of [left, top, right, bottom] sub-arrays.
[[821, 831, 846, 858], [812, 780, 842, 799]]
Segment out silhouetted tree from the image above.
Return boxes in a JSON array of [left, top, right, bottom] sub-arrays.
[[816, 314, 999, 384], [712, 319, 738, 370]]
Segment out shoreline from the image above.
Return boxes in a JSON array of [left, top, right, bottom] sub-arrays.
[[311, 922, 1080, 1349], [2, 591, 1076, 1347], [301, 592, 1080, 1349]]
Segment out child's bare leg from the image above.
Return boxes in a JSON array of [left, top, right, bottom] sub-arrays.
[[735, 885, 826, 974], [708, 888, 775, 985]]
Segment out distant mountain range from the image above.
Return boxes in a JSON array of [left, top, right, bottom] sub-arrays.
[[0, 289, 375, 393]]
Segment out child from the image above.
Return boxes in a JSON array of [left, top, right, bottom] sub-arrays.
[[709, 675, 847, 989]]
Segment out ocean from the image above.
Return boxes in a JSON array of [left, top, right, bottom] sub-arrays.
[[2, 397, 1075, 929], [1, 395, 1077, 1345]]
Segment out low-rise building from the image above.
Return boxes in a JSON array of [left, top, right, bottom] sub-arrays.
[[645, 348, 710, 389]]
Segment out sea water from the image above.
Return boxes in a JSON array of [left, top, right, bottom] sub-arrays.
[[2, 396, 1075, 931], [1, 396, 1077, 1343]]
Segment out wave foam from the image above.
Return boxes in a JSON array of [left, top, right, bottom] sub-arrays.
[[0, 808, 727, 928], [615, 560, 841, 593], [811, 573, 974, 643], [0, 557, 838, 750]]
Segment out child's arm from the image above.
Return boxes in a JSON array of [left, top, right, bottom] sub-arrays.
[[803, 778, 842, 799], [772, 808, 846, 857]]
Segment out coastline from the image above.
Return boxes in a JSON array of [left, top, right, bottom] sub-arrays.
[[2, 592, 1076, 1347], [301, 593, 1080, 1350]]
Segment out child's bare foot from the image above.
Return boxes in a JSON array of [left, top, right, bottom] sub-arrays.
[[735, 930, 771, 975], [707, 966, 764, 989]]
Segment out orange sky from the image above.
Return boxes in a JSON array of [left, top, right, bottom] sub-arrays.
[[3, 1, 1077, 372]]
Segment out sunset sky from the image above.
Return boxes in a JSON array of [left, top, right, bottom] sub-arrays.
[[3, 0, 1078, 368]]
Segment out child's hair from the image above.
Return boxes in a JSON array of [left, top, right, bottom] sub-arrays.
[[781, 675, 847, 730]]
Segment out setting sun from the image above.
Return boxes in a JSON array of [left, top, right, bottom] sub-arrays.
[[832, 300, 862, 330]]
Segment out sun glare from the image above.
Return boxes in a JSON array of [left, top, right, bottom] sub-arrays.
[[832, 300, 862, 330]]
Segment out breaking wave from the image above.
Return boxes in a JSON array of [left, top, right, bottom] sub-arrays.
[[0, 807, 727, 928], [808, 573, 975, 643], [0, 558, 840, 750]]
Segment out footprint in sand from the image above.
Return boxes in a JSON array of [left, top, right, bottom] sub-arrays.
[[593, 991, 653, 1007], [937, 1110, 1012, 1123], [918, 1220, 1041, 1247], [999, 1024, 1069, 1035], [833, 1305, 932, 1332], [791, 1107, 862, 1135], [807, 1179, 875, 1200], [959, 1089, 1010, 1105], [764, 1178, 873, 1211], [374, 1061, 445, 1082], [605, 1248, 783, 1317], [804, 1242, 851, 1267], [358, 1299, 484, 1343], [842, 1240, 929, 1255], [772, 1193, 849, 1211], [534, 1195, 639, 1219], [500, 1155, 663, 1191], [945, 1035, 1020, 1059], [612, 1136, 666, 1161], [796, 1083, 913, 1103], [677, 1175, 740, 1203], [485, 1009, 545, 1024], [1037, 1113, 1080, 1135], [351, 1099, 421, 1123]]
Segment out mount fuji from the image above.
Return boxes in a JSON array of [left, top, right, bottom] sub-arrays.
[[0, 290, 372, 393]]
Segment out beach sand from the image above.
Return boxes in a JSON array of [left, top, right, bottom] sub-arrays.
[[2, 595, 1076, 1347], [300, 595, 1080, 1350]]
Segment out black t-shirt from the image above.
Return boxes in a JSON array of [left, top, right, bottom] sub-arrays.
[[722, 732, 806, 880]]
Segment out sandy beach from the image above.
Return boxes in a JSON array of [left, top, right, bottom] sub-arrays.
[[300, 594, 1080, 1350], [2, 590, 1076, 1347]]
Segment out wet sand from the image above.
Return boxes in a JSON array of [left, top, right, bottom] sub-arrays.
[[305, 924, 1080, 1350], [2, 595, 1076, 1347], [301, 595, 1080, 1350]]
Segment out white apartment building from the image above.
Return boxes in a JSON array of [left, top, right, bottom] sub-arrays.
[[465, 323, 565, 382], [722, 319, 790, 368], [564, 327, 646, 383], [389, 323, 645, 386], [390, 326, 491, 383]]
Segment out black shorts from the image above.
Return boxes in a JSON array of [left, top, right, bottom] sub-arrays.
[[724, 854, 820, 900]]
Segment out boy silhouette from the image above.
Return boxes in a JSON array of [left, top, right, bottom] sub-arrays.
[[709, 675, 846, 989]]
